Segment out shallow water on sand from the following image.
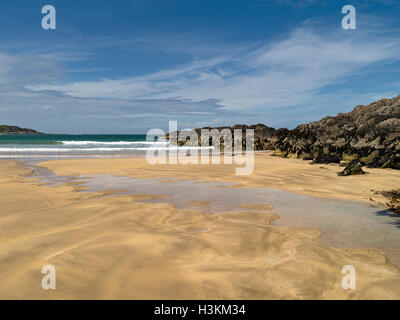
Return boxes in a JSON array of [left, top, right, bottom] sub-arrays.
[[29, 162, 400, 266]]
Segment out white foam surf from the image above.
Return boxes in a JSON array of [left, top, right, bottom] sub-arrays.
[[0, 146, 213, 153], [60, 140, 169, 146]]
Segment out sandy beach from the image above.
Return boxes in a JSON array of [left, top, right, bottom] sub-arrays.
[[0, 154, 399, 299], [41, 153, 400, 205]]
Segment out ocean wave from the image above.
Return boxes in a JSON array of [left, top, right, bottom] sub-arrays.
[[0, 146, 213, 153], [60, 140, 169, 145], [0, 141, 62, 145]]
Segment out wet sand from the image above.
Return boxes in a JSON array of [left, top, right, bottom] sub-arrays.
[[0, 155, 400, 299], [40, 153, 400, 205], [37, 174, 399, 266]]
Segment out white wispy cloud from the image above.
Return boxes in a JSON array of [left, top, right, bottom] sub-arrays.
[[1, 20, 399, 132], [27, 25, 400, 112]]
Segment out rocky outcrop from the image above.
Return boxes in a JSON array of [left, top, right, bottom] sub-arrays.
[[171, 95, 400, 170], [0, 125, 44, 135], [167, 124, 289, 150], [273, 95, 400, 169]]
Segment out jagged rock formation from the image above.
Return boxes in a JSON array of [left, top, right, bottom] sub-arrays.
[[272, 95, 400, 170], [171, 95, 400, 171], [0, 125, 43, 135]]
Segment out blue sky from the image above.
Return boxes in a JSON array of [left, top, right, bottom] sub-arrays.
[[0, 0, 399, 133]]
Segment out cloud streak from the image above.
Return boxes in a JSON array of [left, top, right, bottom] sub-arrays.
[[1, 20, 400, 132], [28, 26, 400, 111]]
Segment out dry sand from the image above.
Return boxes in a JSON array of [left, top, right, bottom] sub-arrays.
[[0, 155, 399, 299]]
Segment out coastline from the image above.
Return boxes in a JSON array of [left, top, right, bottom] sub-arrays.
[[0, 155, 399, 299]]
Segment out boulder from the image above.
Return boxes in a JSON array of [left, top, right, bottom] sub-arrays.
[[338, 160, 367, 176]]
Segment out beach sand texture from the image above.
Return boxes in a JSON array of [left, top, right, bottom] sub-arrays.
[[0, 155, 399, 299]]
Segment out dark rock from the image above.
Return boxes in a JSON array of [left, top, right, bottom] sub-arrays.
[[167, 95, 400, 170], [313, 154, 340, 164], [381, 156, 400, 169], [338, 160, 366, 176], [272, 95, 400, 168]]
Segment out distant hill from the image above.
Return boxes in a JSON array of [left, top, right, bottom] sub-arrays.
[[0, 125, 44, 135]]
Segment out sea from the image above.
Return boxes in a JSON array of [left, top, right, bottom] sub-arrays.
[[0, 134, 172, 158]]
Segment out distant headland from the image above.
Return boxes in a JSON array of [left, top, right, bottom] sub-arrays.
[[0, 125, 44, 135]]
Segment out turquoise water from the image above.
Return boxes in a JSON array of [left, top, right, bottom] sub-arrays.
[[0, 134, 148, 145], [0, 134, 168, 157]]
